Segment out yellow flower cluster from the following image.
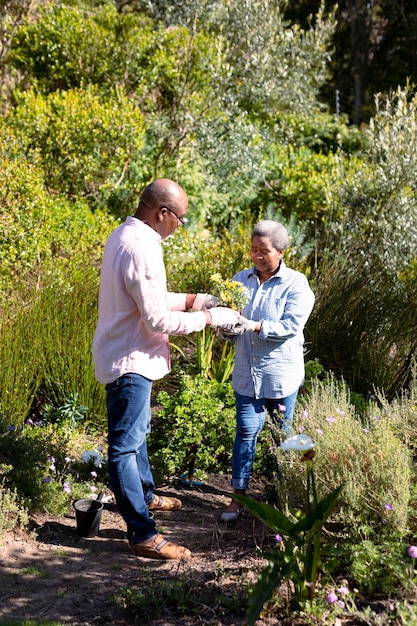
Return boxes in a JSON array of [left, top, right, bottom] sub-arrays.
[[210, 273, 249, 311]]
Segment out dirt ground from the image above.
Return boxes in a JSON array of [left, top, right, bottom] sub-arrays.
[[0, 474, 286, 626]]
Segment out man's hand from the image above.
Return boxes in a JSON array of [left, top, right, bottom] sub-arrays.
[[193, 293, 220, 311], [208, 307, 240, 328]]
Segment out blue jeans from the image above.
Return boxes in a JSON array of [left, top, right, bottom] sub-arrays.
[[231, 390, 298, 490], [105, 373, 157, 544]]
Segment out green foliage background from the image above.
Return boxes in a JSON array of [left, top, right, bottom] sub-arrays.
[[0, 1, 417, 565]]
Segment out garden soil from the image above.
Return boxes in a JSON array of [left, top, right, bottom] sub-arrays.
[[0, 475, 389, 626], [0, 474, 283, 626]]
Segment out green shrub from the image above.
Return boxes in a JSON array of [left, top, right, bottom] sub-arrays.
[[273, 377, 411, 543], [0, 481, 28, 542], [348, 537, 410, 594], [0, 147, 116, 302], [7, 86, 147, 214], [149, 372, 236, 481], [0, 419, 107, 515], [163, 223, 253, 294]]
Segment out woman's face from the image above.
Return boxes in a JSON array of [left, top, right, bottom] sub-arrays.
[[250, 235, 283, 278]]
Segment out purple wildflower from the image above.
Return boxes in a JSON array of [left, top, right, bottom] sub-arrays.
[[326, 591, 338, 604], [408, 546, 417, 558]]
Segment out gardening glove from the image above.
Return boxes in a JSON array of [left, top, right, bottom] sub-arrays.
[[193, 293, 220, 311], [208, 306, 240, 329], [223, 315, 258, 335], [217, 328, 238, 341]]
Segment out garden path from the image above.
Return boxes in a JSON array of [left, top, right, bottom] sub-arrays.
[[0, 475, 283, 625]]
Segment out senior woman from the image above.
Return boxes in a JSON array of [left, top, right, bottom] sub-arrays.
[[220, 220, 315, 521]]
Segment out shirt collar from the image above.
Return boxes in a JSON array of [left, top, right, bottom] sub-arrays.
[[125, 215, 162, 242], [249, 259, 287, 281]]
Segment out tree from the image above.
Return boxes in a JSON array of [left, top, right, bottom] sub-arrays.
[[285, 0, 417, 123], [308, 86, 417, 397]]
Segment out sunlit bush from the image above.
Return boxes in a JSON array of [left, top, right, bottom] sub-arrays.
[[273, 377, 411, 542]]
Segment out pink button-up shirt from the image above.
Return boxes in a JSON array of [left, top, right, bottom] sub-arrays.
[[92, 217, 206, 384]]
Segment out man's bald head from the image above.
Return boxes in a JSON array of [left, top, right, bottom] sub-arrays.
[[140, 179, 188, 212]]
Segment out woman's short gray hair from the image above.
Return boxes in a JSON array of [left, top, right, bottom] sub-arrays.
[[252, 220, 289, 251]]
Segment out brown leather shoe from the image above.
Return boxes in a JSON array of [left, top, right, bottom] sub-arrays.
[[148, 494, 182, 511], [130, 534, 191, 560]]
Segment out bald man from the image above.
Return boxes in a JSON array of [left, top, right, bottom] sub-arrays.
[[93, 179, 238, 560]]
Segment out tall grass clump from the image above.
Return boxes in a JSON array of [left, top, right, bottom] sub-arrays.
[[0, 268, 106, 430], [36, 269, 106, 428], [367, 363, 417, 459], [309, 86, 417, 399], [273, 377, 411, 543], [0, 297, 46, 425]]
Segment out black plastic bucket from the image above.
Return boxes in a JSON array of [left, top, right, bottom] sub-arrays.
[[74, 498, 104, 538]]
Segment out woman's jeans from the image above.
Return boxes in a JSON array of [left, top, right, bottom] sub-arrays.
[[231, 390, 298, 491], [105, 373, 157, 543]]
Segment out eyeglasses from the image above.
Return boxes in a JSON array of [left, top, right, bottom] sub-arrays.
[[163, 206, 188, 226]]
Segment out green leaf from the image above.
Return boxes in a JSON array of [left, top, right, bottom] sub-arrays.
[[233, 494, 296, 533], [291, 485, 343, 534], [247, 560, 287, 626]]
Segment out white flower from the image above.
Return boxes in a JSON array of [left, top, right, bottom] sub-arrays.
[[280, 434, 316, 452]]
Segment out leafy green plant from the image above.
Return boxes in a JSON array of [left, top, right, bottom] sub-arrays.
[[348, 537, 411, 595], [0, 480, 28, 542], [274, 377, 412, 543], [149, 373, 236, 482], [194, 327, 235, 384], [41, 392, 88, 430], [235, 434, 341, 623], [0, 418, 107, 515]]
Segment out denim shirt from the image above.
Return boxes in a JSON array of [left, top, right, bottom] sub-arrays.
[[231, 261, 315, 399]]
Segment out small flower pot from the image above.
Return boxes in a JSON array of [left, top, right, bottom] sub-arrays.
[[74, 498, 104, 538]]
